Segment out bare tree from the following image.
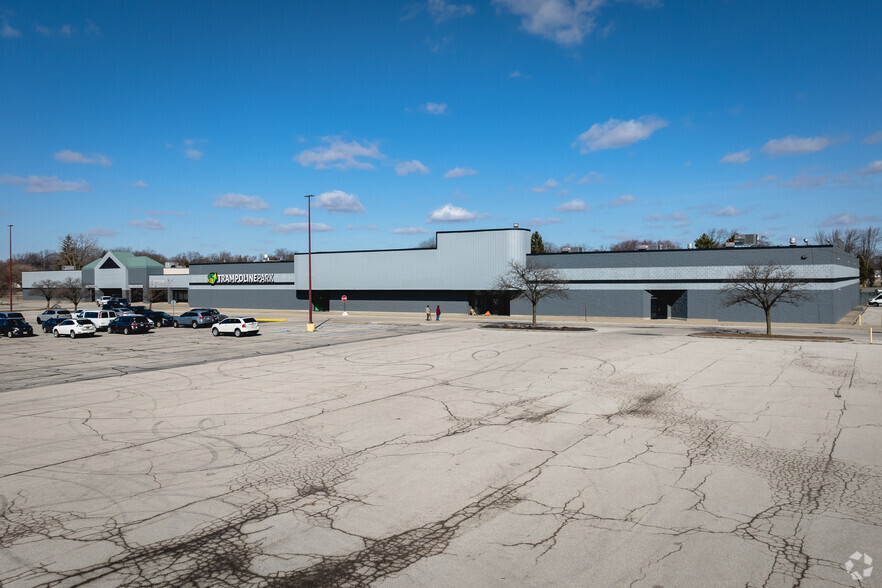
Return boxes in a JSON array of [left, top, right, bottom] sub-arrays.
[[31, 279, 61, 308], [59, 278, 88, 310], [721, 262, 810, 336], [272, 248, 297, 260], [143, 281, 167, 309], [493, 260, 569, 327], [610, 239, 680, 251], [417, 236, 436, 249], [58, 233, 102, 269], [814, 228, 861, 253]]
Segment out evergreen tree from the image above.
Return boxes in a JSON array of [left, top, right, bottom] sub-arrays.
[[530, 231, 546, 254], [694, 233, 718, 249]]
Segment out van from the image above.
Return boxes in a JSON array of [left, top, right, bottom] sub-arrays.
[[870, 293, 882, 307], [80, 310, 118, 330]]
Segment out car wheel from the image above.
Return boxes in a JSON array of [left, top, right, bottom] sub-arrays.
[[212, 327, 219, 336], [53, 329, 59, 338], [37, 318, 42, 324], [6, 331, 12, 338], [234, 328, 241, 338], [173, 321, 179, 328], [70, 331, 76, 339], [124, 327, 130, 335], [192, 321, 198, 329]]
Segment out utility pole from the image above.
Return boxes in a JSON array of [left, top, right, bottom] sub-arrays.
[[305, 195, 315, 332], [8, 225, 12, 311]]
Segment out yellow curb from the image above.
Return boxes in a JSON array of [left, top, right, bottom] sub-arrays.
[[256, 318, 288, 323]]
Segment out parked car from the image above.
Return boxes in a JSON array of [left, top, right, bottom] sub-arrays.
[[130, 305, 149, 315], [40, 317, 67, 333], [114, 308, 137, 317], [107, 315, 151, 335], [144, 310, 174, 327], [53, 319, 97, 338], [191, 308, 227, 323], [173, 310, 216, 329], [869, 293, 882, 307], [96, 296, 113, 307], [212, 317, 260, 337], [0, 318, 34, 337], [36, 309, 72, 324], [73, 310, 118, 330], [0, 311, 25, 320]]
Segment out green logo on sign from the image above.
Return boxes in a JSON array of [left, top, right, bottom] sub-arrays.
[[207, 272, 218, 285]]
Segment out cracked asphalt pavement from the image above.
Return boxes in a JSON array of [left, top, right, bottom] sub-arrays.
[[1, 319, 880, 586]]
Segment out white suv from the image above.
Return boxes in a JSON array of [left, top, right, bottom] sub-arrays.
[[75, 309, 117, 330], [96, 296, 113, 307], [212, 317, 260, 337], [36, 309, 72, 324]]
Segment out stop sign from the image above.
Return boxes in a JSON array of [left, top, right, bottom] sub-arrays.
[[342, 295, 348, 302]]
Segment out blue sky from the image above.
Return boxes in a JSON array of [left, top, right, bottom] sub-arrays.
[[1, 1, 880, 256]]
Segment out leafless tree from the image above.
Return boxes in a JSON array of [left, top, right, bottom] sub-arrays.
[[143, 281, 168, 309], [58, 233, 102, 269], [813, 228, 861, 253], [272, 248, 297, 260], [610, 239, 680, 251], [59, 278, 88, 310], [493, 260, 569, 327], [721, 262, 810, 336], [31, 279, 61, 308], [417, 236, 436, 249]]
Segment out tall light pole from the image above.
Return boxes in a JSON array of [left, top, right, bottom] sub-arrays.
[[7, 225, 12, 311], [305, 194, 315, 332]]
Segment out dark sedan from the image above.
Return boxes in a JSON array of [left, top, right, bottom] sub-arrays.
[[0, 318, 34, 337], [107, 315, 151, 335], [40, 317, 68, 333], [144, 310, 174, 327]]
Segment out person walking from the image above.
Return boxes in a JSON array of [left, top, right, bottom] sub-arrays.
[[425, 305, 431, 321], [435, 305, 441, 321]]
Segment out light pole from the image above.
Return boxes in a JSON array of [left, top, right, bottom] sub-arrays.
[[305, 194, 315, 332], [7, 225, 12, 311]]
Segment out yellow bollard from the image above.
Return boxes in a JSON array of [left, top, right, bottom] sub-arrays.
[[858, 314, 862, 326], [306, 322, 315, 332], [870, 327, 873, 344]]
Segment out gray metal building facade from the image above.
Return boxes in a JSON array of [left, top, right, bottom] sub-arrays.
[[182, 228, 859, 324]]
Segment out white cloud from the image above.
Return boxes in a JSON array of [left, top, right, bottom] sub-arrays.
[[531, 178, 559, 193], [573, 116, 668, 153], [53, 149, 111, 167], [427, 203, 479, 222], [294, 137, 385, 170], [577, 171, 606, 184], [736, 175, 779, 189], [131, 180, 148, 187], [720, 150, 750, 164], [644, 212, 688, 222], [761, 135, 830, 156], [133, 209, 189, 216], [185, 148, 203, 160], [863, 131, 882, 144], [780, 175, 829, 189], [315, 190, 366, 214], [428, 0, 475, 22], [524, 217, 561, 226], [396, 160, 430, 176], [283, 207, 308, 216], [347, 225, 378, 230], [2, 19, 21, 38], [213, 193, 271, 211], [391, 227, 429, 234], [0, 174, 91, 193], [238, 216, 275, 227], [271, 222, 333, 234], [127, 218, 165, 230], [712, 206, 747, 217], [819, 213, 882, 228], [424, 102, 448, 115], [509, 70, 523, 78], [860, 160, 882, 175], [493, 0, 603, 47], [86, 227, 117, 237], [443, 166, 478, 178], [606, 194, 635, 207], [554, 199, 588, 212]]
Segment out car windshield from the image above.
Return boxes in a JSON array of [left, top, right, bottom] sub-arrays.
[[243, 318, 256, 323], [76, 320, 93, 325], [9, 319, 27, 326]]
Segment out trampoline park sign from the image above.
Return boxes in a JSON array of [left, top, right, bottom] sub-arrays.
[[207, 272, 275, 285]]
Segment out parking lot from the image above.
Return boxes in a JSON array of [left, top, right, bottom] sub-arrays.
[[1, 308, 881, 587]]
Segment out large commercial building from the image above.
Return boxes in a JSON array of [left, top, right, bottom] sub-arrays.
[[24, 228, 860, 324]]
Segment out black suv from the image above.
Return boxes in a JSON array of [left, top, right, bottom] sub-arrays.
[[0, 318, 34, 337], [144, 310, 174, 327], [107, 315, 151, 335]]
